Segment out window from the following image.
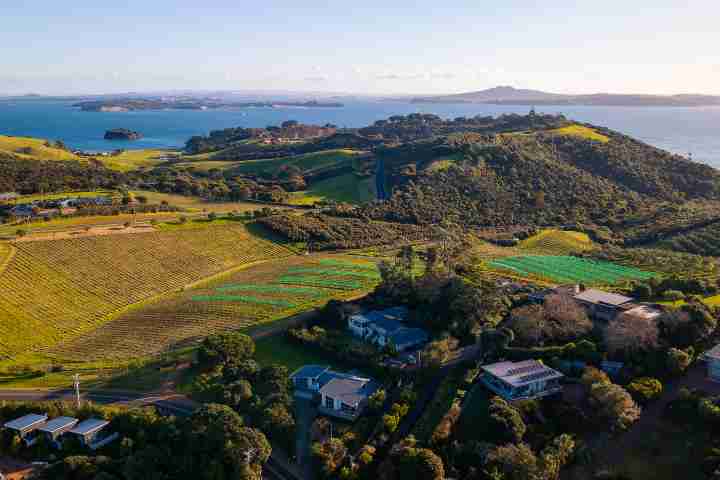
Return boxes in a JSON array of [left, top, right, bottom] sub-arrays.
[[325, 396, 335, 409]]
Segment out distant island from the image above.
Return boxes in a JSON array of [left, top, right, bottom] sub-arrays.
[[411, 86, 720, 107], [74, 98, 343, 112], [104, 128, 143, 140]]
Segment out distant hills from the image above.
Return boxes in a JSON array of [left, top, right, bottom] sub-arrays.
[[411, 86, 720, 107]]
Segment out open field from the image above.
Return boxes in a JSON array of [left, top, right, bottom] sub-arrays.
[[288, 173, 375, 205], [487, 255, 655, 285], [100, 149, 174, 171], [0, 224, 294, 358], [254, 335, 333, 372], [130, 190, 289, 213], [548, 124, 610, 143], [0, 135, 80, 161], [9, 189, 119, 203], [52, 255, 380, 361]]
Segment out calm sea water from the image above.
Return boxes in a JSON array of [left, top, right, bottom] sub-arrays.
[[1, 98, 719, 167]]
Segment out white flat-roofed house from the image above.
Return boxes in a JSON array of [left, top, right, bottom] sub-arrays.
[[37, 416, 79, 448], [481, 360, 564, 401], [2, 413, 48, 446], [68, 418, 118, 450], [705, 344, 720, 382]]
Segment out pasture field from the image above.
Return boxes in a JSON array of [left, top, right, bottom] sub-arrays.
[[0, 135, 80, 161], [548, 124, 610, 143], [487, 255, 655, 285], [288, 173, 375, 205], [100, 149, 173, 172], [0, 224, 294, 358], [53, 256, 380, 361], [130, 190, 298, 213], [518, 229, 594, 255]]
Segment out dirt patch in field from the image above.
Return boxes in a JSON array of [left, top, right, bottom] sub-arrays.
[[0, 458, 35, 479], [13, 223, 157, 242]]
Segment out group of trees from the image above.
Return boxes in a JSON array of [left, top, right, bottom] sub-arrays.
[[191, 332, 296, 455], [505, 294, 592, 347]]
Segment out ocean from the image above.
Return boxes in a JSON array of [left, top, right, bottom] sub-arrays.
[[1, 98, 719, 167]]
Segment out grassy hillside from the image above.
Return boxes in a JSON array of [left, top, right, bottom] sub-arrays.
[[223, 149, 360, 178], [53, 256, 379, 360], [548, 124, 610, 143], [288, 173, 375, 205], [0, 135, 80, 161], [653, 221, 720, 257], [0, 224, 294, 358], [518, 229, 594, 255], [99, 149, 171, 172]]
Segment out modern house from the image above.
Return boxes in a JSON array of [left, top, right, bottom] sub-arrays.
[[67, 418, 118, 450], [573, 289, 634, 322], [291, 365, 379, 421], [705, 344, 720, 382], [348, 307, 428, 352], [37, 416, 79, 448], [480, 360, 564, 401], [2, 413, 48, 446]]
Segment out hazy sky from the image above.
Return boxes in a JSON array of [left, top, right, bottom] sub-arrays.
[[2, 0, 719, 95]]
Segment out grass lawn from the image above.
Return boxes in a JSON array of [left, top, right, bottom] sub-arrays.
[[254, 335, 331, 371], [548, 124, 610, 143], [130, 190, 284, 213], [101, 149, 173, 172], [288, 173, 375, 205]]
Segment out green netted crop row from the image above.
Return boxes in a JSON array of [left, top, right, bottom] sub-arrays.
[[191, 294, 296, 307], [488, 255, 655, 285], [274, 275, 362, 290], [215, 284, 326, 296], [285, 267, 380, 279], [318, 259, 378, 271]]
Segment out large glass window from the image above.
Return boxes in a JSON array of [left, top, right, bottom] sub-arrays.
[[325, 396, 335, 409]]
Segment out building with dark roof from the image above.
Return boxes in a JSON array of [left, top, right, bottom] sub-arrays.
[[38, 416, 79, 448], [68, 418, 118, 450], [480, 360, 563, 401], [2, 413, 48, 446], [348, 307, 428, 352]]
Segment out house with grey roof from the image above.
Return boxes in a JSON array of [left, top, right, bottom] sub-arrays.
[[348, 307, 428, 352], [480, 360, 563, 401], [290, 365, 379, 421], [704, 344, 720, 382], [37, 416, 79, 448], [573, 289, 634, 322], [2, 413, 48, 446], [67, 418, 118, 450]]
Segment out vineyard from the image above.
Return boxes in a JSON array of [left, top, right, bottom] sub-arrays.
[[0, 224, 293, 358], [52, 256, 380, 361], [518, 230, 594, 255], [487, 255, 655, 285]]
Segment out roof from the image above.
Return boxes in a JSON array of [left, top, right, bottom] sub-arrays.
[[379, 306, 409, 320], [69, 418, 109, 436], [390, 327, 429, 346], [706, 344, 720, 361], [371, 317, 403, 333], [482, 360, 563, 387], [3, 413, 48, 431], [290, 365, 330, 380], [38, 417, 78, 434], [319, 377, 377, 406], [574, 289, 633, 307]]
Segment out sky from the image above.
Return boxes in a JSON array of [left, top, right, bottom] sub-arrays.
[[2, 0, 719, 96]]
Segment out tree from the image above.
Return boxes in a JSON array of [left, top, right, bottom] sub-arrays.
[[626, 377, 663, 404], [136, 195, 148, 204], [208, 211, 218, 221], [542, 294, 592, 342], [605, 312, 659, 357], [15, 229, 26, 238], [539, 434, 575, 480], [666, 348, 692, 376], [312, 438, 347, 478], [485, 443, 540, 480], [486, 396, 526, 444], [580, 366, 610, 389], [588, 382, 641, 431], [421, 337, 459, 368], [397, 447, 445, 480], [660, 302, 716, 347], [198, 332, 256, 367], [663, 290, 685, 303]]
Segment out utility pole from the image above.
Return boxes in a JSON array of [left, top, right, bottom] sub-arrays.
[[73, 374, 81, 408]]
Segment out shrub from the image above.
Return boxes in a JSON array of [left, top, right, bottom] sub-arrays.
[[664, 290, 685, 302], [666, 348, 693, 376], [626, 377, 663, 404], [588, 383, 641, 431], [581, 367, 610, 389]]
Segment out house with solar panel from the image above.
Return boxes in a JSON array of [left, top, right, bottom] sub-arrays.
[[290, 365, 379, 421], [480, 360, 564, 401], [2, 413, 48, 446], [67, 418, 119, 450]]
